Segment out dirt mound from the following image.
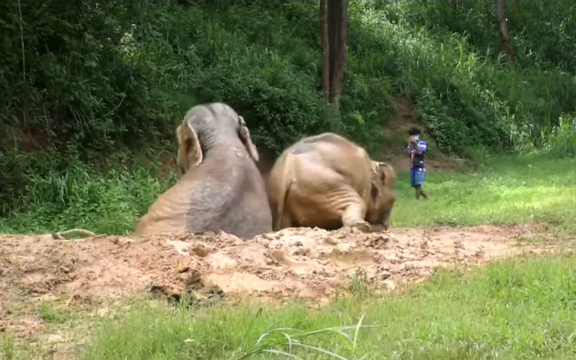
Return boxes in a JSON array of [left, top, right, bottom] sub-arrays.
[[0, 225, 546, 335]]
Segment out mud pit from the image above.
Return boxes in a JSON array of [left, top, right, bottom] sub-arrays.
[[0, 225, 550, 336]]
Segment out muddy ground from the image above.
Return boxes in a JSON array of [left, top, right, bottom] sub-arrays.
[[0, 224, 556, 345]]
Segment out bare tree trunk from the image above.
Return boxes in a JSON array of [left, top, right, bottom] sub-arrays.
[[495, 0, 514, 65], [327, 0, 339, 93], [328, 0, 349, 107], [320, 0, 330, 99]]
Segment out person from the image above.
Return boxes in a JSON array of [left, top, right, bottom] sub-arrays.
[[407, 126, 429, 200]]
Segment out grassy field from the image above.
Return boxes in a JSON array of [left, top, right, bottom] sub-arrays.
[[392, 154, 576, 233]]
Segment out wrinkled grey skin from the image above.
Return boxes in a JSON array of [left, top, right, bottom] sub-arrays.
[[135, 102, 273, 239]]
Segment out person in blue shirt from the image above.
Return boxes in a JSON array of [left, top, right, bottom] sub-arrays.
[[407, 126, 429, 200]]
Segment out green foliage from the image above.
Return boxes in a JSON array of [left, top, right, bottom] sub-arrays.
[[2, 1, 576, 228], [0, 2, 177, 151], [391, 1, 576, 152], [349, 8, 511, 155], [0, 1, 331, 155], [541, 114, 576, 158], [402, 1, 576, 74], [2, 1, 574, 155], [352, 2, 576, 156], [0, 149, 177, 234]]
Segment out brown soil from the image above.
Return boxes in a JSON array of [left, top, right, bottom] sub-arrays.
[[0, 224, 552, 339], [2, 126, 50, 153]]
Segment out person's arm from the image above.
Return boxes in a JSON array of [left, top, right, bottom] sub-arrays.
[[415, 140, 427, 155], [408, 136, 422, 154]]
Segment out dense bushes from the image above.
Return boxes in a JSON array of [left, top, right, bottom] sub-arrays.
[[1, 1, 576, 232], [0, 152, 177, 234], [401, 1, 576, 75], [2, 1, 575, 155], [0, 2, 329, 156]]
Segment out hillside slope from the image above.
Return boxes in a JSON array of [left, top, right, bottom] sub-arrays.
[[381, 99, 455, 172]]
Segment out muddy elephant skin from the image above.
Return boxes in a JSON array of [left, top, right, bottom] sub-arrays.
[[135, 102, 273, 239], [267, 132, 396, 232]]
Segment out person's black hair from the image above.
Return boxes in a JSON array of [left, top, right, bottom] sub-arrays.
[[408, 126, 422, 136]]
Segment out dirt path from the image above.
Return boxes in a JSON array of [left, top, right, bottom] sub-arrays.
[[0, 224, 553, 340]]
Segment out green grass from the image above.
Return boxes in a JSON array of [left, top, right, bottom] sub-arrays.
[[37, 301, 68, 324], [0, 151, 179, 235], [1, 253, 563, 360], [392, 154, 576, 233]]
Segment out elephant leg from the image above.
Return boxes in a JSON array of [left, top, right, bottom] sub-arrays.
[[340, 195, 372, 233], [381, 211, 391, 231], [278, 208, 294, 230]]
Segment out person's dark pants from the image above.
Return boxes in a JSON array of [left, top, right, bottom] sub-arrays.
[[410, 167, 425, 187]]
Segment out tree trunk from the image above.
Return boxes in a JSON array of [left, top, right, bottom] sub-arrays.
[[320, 0, 330, 99], [495, 0, 514, 65], [327, 0, 339, 93], [327, 0, 349, 106]]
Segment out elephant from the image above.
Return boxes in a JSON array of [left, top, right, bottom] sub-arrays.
[[135, 102, 273, 239], [266, 132, 396, 232]]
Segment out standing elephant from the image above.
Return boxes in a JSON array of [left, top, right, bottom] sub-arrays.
[[135, 102, 273, 239], [267, 132, 396, 232]]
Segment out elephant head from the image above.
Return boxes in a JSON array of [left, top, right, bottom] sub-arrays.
[[175, 103, 260, 175], [367, 161, 397, 230], [136, 102, 273, 240]]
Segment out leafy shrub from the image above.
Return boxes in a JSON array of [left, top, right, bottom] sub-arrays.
[[541, 114, 576, 158], [0, 149, 177, 234]]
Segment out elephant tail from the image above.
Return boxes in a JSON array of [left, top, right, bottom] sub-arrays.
[[275, 178, 294, 230], [270, 151, 297, 231]]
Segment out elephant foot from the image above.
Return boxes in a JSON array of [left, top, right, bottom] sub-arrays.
[[347, 220, 373, 233]]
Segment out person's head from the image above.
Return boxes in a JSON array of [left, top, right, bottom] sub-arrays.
[[408, 126, 421, 141], [408, 127, 422, 137]]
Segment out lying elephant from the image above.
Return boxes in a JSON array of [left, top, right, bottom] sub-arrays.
[[267, 132, 396, 232], [135, 102, 273, 239]]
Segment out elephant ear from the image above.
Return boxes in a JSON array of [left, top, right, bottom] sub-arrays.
[[176, 120, 203, 174], [237, 115, 260, 162], [377, 161, 396, 187], [370, 162, 389, 199]]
